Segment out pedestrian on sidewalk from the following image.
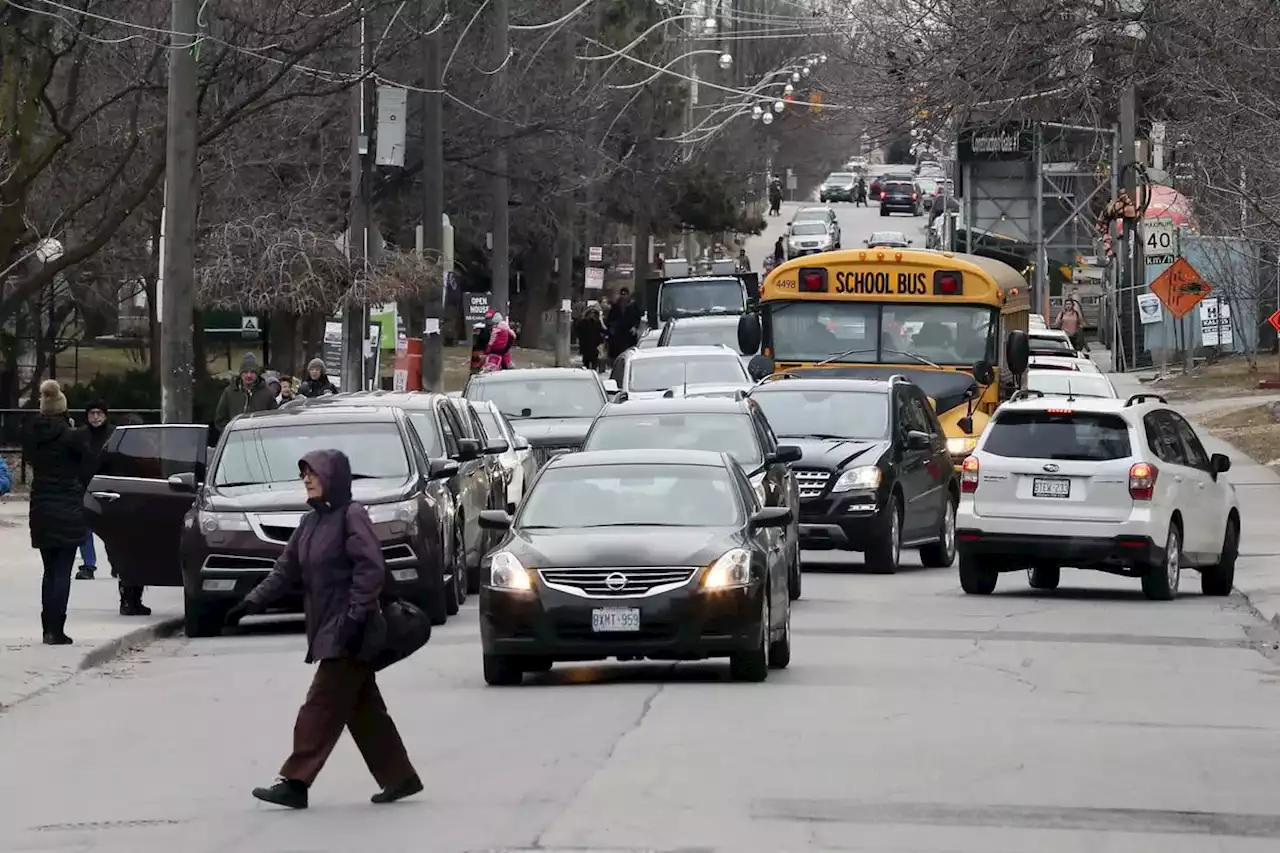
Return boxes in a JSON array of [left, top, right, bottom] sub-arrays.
[[298, 359, 338, 398], [1054, 298, 1087, 352], [26, 380, 88, 646], [226, 449, 421, 810], [575, 305, 605, 372], [75, 400, 113, 581], [213, 353, 277, 435]]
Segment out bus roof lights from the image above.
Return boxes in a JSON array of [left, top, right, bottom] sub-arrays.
[[799, 268, 827, 292], [934, 271, 962, 295]]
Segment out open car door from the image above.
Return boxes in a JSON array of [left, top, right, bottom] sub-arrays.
[[737, 272, 760, 307], [84, 424, 208, 587]]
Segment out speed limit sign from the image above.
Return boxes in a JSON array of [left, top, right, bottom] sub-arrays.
[[1144, 219, 1177, 265]]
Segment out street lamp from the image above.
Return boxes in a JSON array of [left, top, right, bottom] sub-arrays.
[[801, 66, 811, 77], [784, 83, 794, 95], [703, 17, 717, 30], [762, 112, 774, 125], [773, 99, 785, 113], [819, 54, 828, 63], [791, 71, 801, 82], [751, 104, 764, 120], [718, 52, 733, 70]]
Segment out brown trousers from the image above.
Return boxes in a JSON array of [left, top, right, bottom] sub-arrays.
[[280, 659, 416, 788]]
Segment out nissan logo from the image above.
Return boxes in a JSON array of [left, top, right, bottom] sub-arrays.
[[1042, 463, 1060, 473], [605, 572, 628, 592]]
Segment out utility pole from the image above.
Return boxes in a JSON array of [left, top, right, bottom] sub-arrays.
[[160, 0, 198, 423], [345, 5, 374, 390], [420, 0, 445, 390], [490, 0, 511, 315], [554, 0, 578, 367], [1119, 83, 1140, 373]]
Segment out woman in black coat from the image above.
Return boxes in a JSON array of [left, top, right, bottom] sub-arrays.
[[26, 380, 89, 645]]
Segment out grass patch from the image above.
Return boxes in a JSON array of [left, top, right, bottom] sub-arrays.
[[1201, 403, 1280, 467], [1156, 357, 1280, 402]]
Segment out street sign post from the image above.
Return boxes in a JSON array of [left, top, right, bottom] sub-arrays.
[[1143, 218, 1177, 266], [1149, 257, 1211, 319], [1198, 297, 1233, 347]]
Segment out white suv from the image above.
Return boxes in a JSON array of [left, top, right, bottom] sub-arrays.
[[955, 392, 1240, 600]]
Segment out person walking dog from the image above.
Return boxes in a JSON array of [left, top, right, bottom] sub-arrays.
[[27, 380, 88, 645], [226, 449, 422, 809]]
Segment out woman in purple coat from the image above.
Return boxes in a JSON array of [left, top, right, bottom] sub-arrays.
[[225, 449, 421, 809]]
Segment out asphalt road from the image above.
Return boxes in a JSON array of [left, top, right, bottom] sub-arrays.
[[4, 200, 1280, 851]]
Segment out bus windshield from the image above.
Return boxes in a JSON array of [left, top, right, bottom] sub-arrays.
[[768, 301, 998, 366]]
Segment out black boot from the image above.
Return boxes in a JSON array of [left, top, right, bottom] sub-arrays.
[[371, 773, 423, 804], [44, 615, 72, 646], [252, 778, 308, 809], [75, 565, 96, 580], [129, 586, 151, 617]]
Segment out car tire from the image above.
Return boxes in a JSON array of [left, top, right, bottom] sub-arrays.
[[1027, 565, 1061, 589], [1200, 518, 1238, 597], [184, 595, 227, 638], [1142, 522, 1182, 601], [729, 588, 770, 682], [483, 653, 523, 686], [769, 596, 792, 670], [788, 535, 802, 601], [444, 524, 465, 616], [864, 496, 901, 574], [919, 494, 957, 568], [958, 553, 998, 594], [523, 656, 553, 673]]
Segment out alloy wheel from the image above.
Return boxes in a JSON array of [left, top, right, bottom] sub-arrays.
[[1166, 528, 1181, 593]]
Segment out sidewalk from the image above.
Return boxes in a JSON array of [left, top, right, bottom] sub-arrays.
[[0, 500, 183, 712], [1109, 365, 1280, 628]]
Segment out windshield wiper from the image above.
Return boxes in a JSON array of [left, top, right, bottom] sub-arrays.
[[815, 347, 940, 369], [577, 522, 674, 528], [816, 348, 876, 365], [216, 481, 271, 488], [881, 348, 941, 368]]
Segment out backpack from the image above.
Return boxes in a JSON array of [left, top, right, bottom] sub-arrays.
[[0, 456, 11, 496]]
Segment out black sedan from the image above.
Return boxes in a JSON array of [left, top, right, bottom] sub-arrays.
[[476, 449, 794, 685]]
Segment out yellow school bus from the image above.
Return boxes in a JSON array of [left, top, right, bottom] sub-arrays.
[[737, 248, 1030, 463]]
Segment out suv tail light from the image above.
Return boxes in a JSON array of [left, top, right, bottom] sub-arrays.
[[1129, 462, 1157, 500], [960, 456, 980, 493]]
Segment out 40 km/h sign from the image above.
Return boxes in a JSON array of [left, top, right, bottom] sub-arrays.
[[1149, 257, 1212, 320], [1144, 219, 1177, 265]]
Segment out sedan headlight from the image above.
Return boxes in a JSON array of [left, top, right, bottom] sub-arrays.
[[198, 511, 251, 533], [367, 499, 417, 524], [946, 437, 979, 457], [703, 548, 752, 589], [490, 551, 533, 591], [831, 466, 881, 492]]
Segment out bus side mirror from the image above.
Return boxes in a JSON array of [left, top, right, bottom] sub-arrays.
[[1006, 331, 1030, 376], [972, 360, 995, 386], [738, 314, 762, 356]]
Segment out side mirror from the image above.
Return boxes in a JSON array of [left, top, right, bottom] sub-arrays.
[[972, 360, 995, 386], [455, 438, 481, 462], [771, 445, 803, 464], [614, 391, 630, 403], [478, 509, 513, 530], [957, 416, 975, 435], [746, 353, 775, 381], [167, 472, 197, 493], [512, 435, 530, 451], [1006, 330, 1030, 376], [429, 458, 460, 479], [737, 313, 762, 355], [484, 440, 510, 455], [603, 378, 619, 394], [1211, 453, 1232, 474], [907, 239, 914, 245], [749, 506, 792, 530], [906, 430, 931, 451]]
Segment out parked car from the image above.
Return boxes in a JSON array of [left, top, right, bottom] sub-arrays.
[[476, 449, 795, 684], [471, 399, 536, 509], [84, 408, 459, 638], [296, 390, 506, 600]]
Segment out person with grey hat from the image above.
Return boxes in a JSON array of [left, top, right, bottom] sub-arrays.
[[297, 358, 338, 398], [213, 352, 277, 434], [25, 379, 89, 645]]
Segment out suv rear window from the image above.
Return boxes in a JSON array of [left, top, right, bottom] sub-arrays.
[[983, 410, 1132, 461]]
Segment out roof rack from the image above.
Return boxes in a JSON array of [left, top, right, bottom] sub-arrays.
[[1124, 393, 1167, 407], [751, 372, 796, 390], [1009, 389, 1045, 402]]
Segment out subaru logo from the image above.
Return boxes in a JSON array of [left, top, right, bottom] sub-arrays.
[[1042, 463, 1060, 473], [605, 572, 628, 592]]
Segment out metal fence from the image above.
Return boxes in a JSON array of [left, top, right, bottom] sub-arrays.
[[0, 408, 162, 486]]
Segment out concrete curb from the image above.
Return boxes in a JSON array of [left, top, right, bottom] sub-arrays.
[[77, 617, 185, 672]]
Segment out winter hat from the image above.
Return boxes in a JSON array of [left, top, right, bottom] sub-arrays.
[[85, 399, 108, 416], [39, 379, 68, 416], [239, 352, 260, 374], [264, 370, 281, 390], [307, 358, 325, 374]]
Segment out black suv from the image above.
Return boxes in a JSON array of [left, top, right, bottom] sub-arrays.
[[293, 391, 509, 602], [581, 395, 804, 599], [879, 180, 922, 216], [747, 376, 958, 573], [84, 406, 459, 637]]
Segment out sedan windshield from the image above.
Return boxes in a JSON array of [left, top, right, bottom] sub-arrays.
[[791, 223, 829, 236], [869, 232, 907, 244], [584, 413, 763, 468], [519, 463, 741, 528], [752, 389, 889, 440], [466, 378, 605, 420], [768, 301, 997, 366], [214, 422, 410, 486], [793, 208, 830, 222], [826, 174, 855, 184], [629, 356, 748, 392], [665, 321, 738, 349]]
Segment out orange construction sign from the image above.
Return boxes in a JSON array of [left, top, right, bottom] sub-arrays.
[[1149, 258, 1212, 319]]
